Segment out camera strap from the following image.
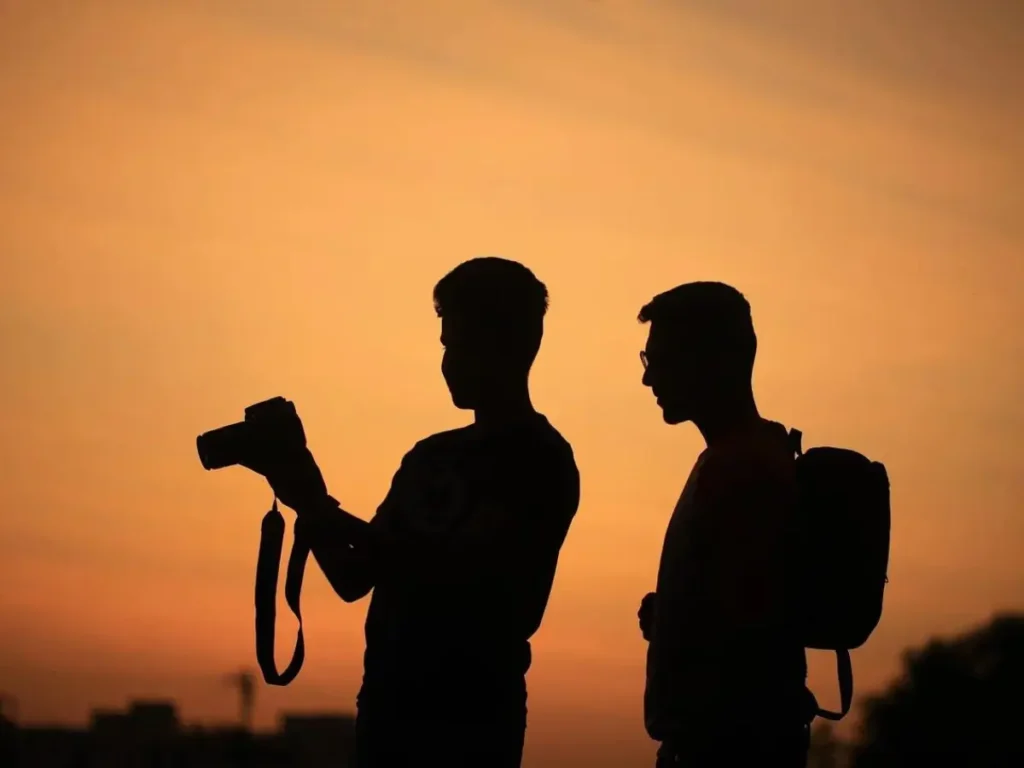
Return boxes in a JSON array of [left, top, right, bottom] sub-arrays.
[[254, 498, 308, 686]]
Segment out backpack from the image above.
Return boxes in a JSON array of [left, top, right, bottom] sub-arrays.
[[786, 427, 891, 721]]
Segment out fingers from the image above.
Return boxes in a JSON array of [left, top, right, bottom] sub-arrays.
[[638, 591, 657, 639]]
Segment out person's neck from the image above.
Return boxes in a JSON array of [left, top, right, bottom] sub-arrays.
[[473, 385, 536, 429], [693, 390, 761, 448]]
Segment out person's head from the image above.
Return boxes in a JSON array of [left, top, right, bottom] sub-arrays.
[[638, 281, 757, 425], [433, 257, 549, 410]]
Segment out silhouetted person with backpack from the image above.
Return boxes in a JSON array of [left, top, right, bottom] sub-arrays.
[[636, 282, 814, 766], [244, 258, 580, 768]]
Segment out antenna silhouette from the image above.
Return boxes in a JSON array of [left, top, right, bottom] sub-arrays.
[[223, 669, 256, 732]]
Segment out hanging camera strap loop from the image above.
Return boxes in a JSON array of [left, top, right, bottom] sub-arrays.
[[254, 497, 309, 686]]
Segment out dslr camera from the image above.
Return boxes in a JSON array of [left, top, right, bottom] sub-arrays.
[[196, 396, 306, 472]]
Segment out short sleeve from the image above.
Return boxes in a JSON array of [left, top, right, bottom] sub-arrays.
[[369, 447, 418, 533]]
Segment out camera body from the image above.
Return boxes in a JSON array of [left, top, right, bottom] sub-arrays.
[[197, 397, 307, 471]]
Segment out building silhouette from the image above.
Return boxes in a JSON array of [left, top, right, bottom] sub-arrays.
[[3, 698, 356, 768]]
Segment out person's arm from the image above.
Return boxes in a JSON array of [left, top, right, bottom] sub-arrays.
[[467, 453, 581, 636], [691, 452, 792, 635], [501, 458, 580, 636], [646, 450, 793, 739], [291, 452, 412, 603], [293, 495, 376, 603]]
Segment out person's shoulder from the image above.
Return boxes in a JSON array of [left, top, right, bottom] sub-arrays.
[[401, 424, 475, 463], [535, 415, 574, 450], [524, 417, 580, 512], [699, 420, 794, 493], [530, 416, 579, 471]]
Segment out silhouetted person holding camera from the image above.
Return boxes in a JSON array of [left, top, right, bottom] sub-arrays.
[[241, 258, 580, 767], [635, 282, 813, 766]]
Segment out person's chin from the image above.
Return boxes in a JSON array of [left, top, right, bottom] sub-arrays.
[[659, 403, 688, 425], [449, 392, 475, 410]]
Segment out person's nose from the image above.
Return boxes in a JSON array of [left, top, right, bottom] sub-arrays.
[[642, 367, 653, 388]]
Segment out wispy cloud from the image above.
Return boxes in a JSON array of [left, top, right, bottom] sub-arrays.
[[675, 0, 1024, 112]]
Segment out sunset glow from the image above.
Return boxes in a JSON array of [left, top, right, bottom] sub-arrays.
[[1, 2, 1022, 765]]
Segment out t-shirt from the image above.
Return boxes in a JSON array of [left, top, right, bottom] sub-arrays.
[[357, 412, 580, 719], [645, 419, 808, 742]]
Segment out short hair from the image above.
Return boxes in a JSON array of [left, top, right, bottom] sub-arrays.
[[638, 281, 757, 374], [434, 257, 549, 359]]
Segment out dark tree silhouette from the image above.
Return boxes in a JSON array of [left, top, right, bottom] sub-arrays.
[[807, 721, 845, 768], [852, 613, 1024, 767]]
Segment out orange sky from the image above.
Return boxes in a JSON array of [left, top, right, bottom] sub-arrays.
[[1, 1, 1022, 765]]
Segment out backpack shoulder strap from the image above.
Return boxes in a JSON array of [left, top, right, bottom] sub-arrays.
[[787, 427, 804, 457], [815, 648, 854, 721]]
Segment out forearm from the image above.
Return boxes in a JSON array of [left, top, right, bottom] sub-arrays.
[[293, 495, 376, 601], [292, 493, 369, 538]]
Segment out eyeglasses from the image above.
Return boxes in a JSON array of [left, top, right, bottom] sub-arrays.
[[640, 350, 649, 370]]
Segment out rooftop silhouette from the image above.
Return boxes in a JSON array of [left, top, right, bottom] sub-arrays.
[[4, 698, 356, 768]]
